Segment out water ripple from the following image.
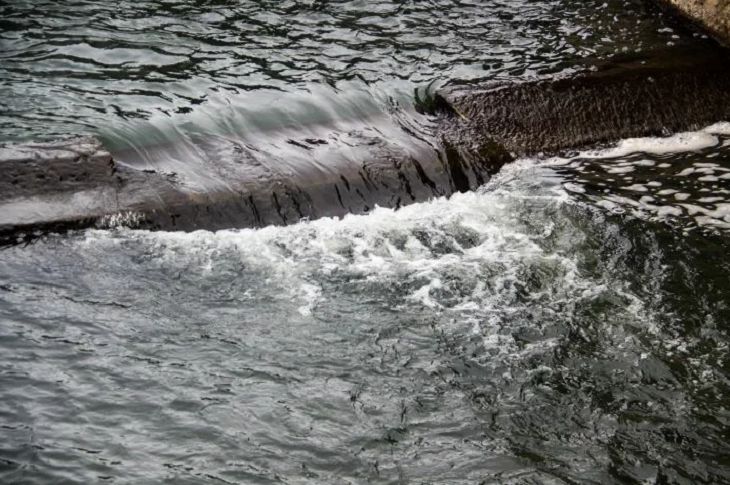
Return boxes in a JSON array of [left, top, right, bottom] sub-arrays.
[[0, 0, 696, 142]]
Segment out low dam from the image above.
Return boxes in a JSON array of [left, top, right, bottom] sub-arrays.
[[2, 43, 730, 244], [1, 1, 730, 483]]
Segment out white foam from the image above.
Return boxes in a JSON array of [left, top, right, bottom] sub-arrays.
[[409, 278, 443, 309], [656, 205, 683, 217], [69, 160, 577, 346], [698, 175, 720, 182], [582, 131, 719, 159], [564, 182, 585, 194], [537, 121, 730, 231], [606, 166, 634, 174], [677, 168, 695, 177], [72, 120, 730, 328], [296, 282, 322, 316], [703, 121, 730, 136], [97, 211, 146, 229]]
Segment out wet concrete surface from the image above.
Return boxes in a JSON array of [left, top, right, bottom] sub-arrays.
[[437, 45, 730, 154], [2, 44, 729, 245]]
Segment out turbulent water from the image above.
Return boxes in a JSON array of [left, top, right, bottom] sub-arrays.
[[2, 0, 730, 484], [3, 131, 730, 483]]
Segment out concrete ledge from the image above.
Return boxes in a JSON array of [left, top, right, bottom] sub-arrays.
[[0, 137, 113, 198], [2, 44, 729, 245], [436, 45, 730, 154], [0, 133, 510, 245]]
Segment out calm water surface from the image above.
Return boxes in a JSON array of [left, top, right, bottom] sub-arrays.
[[1, 1, 730, 484]]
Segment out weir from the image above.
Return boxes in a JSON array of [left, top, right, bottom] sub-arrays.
[[1, 16, 729, 245], [4, 3, 730, 482]]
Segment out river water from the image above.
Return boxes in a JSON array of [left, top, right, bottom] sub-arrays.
[[2, 1, 730, 484]]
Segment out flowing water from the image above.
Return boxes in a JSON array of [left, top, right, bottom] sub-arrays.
[[2, 1, 730, 484], [0, 0, 690, 142], [0, 0, 706, 188]]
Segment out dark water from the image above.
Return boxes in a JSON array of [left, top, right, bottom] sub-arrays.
[[2, 1, 730, 484], [0, 0, 699, 156], [3, 144, 730, 483]]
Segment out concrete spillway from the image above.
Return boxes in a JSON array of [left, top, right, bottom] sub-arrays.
[[1, 43, 729, 245]]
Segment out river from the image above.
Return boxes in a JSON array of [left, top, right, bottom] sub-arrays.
[[1, 1, 730, 483]]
